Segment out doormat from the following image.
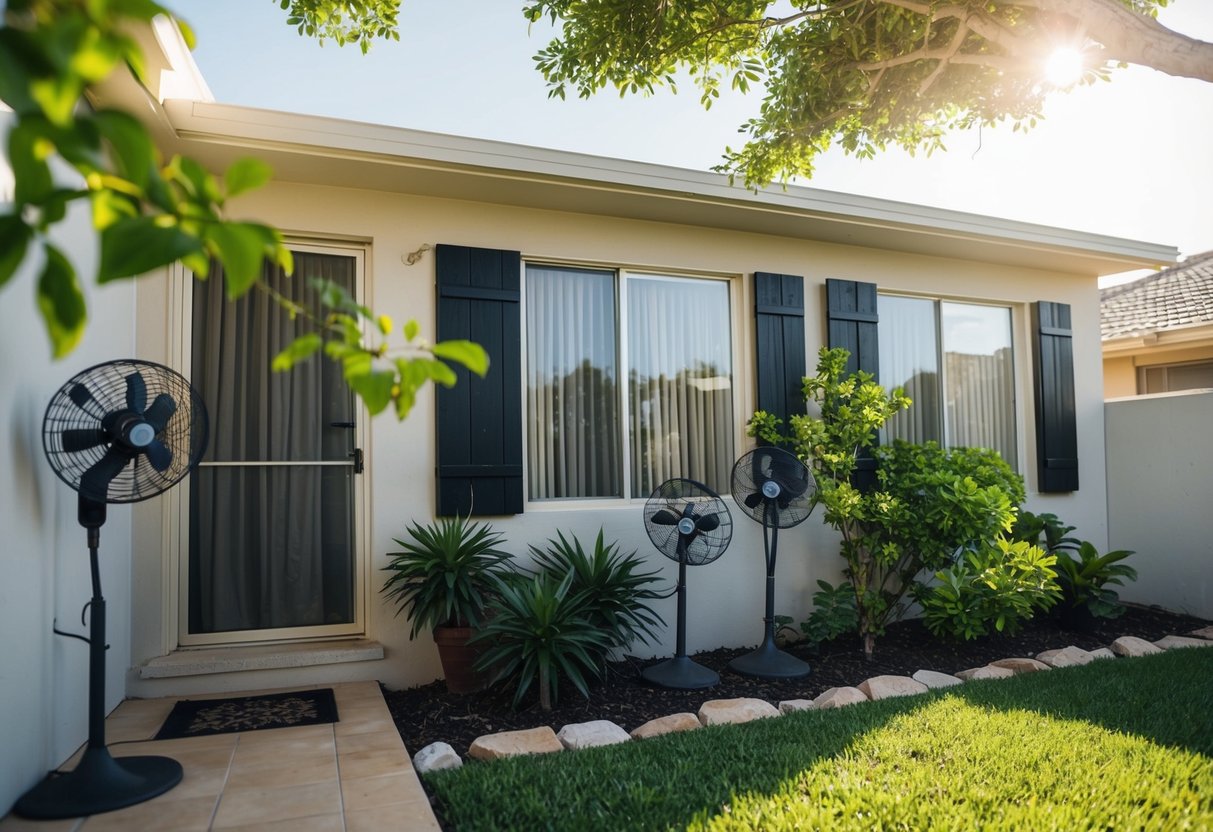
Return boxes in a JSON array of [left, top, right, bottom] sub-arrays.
[[154, 688, 338, 740]]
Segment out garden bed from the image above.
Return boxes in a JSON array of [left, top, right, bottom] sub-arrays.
[[383, 602, 1208, 755]]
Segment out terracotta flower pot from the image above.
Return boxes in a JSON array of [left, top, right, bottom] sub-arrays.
[[433, 626, 485, 694]]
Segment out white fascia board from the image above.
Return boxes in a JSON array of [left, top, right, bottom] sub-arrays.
[[161, 99, 1177, 274]]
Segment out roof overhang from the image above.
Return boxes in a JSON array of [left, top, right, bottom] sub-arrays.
[[90, 19, 1178, 278], [1102, 321, 1213, 356]]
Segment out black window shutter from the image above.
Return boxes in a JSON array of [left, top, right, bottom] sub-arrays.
[[825, 278, 880, 489], [1032, 301, 1079, 492], [435, 244, 523, 515], [754, 273, 806, 429]]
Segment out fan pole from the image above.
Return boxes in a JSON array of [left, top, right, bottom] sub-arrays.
[[675, 558, 688, 659], [640, 540, 720, 690], [14, 523, 184, 820]]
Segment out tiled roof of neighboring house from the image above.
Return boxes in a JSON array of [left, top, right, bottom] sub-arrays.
[[1100, 250, 1213, 340]]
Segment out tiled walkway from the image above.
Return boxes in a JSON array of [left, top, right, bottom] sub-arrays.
[[0, 682, 440, 831]]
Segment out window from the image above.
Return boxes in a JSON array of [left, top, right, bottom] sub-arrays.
[[1138, 360, 1213, 394], [525, 265, 734, 500], [878, 296, 1016, 466]]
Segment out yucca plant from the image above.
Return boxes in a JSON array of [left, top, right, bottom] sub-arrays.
[[530, 529, 665, 657], [471, 572, 612, 711], [1055, 542, 1137, 619], [381, 514, 513, 639]]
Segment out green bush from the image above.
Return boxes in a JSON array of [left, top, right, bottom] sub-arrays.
[[529, 529, 664, 656], [471, 571, 611, 711], [798, 580, 859, 645], [919, 538, 1061, 640], [1055, 541, 1137, 619], [1011, 510, 1080, 554]]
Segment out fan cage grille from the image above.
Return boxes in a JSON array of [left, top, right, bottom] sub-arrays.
[[730, 447, 817, 529], [43, 359, 209, 504], [643, 478, 733, 566]]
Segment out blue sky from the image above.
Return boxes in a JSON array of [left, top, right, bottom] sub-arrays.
[[185, 1, 1213, 271]]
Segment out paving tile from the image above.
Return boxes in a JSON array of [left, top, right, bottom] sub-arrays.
[[338, 748, 413, 780], [346, 803, 442, 832], [111, 744, 237, 773], [212, 780, 342, 829], [76, 795, 218, 832], [233, 723, 335, 747], [337, 730, 405, 756], [0, 815, 81, 831], [226, 757, 338, 789], [230, 736, 336, 769], [218, 813, 343, 832], [340, 772, 429, 813]]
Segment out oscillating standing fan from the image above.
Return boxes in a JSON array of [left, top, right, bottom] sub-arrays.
[[16, 360, 208, 820], [728, 447, 817, 680], [641, 479, 733, 689]]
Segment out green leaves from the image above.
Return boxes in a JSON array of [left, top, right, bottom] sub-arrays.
[[431, 340, 489, 377], [224, 158, 273, 198], [0, 217, 33, 289], [37, 245, 87, 358], [205, 221, 275, 298], [99, 216, 203, 282], [271, 333, 323, 371]]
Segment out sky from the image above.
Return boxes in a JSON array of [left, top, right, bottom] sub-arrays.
[[184, 1, 1213, 281]]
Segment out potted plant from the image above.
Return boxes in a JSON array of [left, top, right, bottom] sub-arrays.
[[381, 514, 512, 693]]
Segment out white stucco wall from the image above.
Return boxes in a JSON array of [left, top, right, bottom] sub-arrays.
[[1106, 390, 1213, 618], [123, 180, 1111, 697], [0, 111, 137, 812]]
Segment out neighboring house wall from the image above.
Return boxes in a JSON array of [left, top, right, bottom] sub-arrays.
[[123, 180, 1113, 697], [1104, 339, 1213, 398], [1106, 390, 1213, 619], [0, 111, 137, 809]]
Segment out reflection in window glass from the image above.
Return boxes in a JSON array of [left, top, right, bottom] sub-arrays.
[[878, 295, 941, 444], [942, 302, 1016, 465]]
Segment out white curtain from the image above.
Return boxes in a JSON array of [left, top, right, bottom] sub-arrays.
[[526, 266, 621, 499], [189, 253, 356, 634], [627, 275, 733, 496], [878, 295, 941, 445], [942, 302, 1017, 466]]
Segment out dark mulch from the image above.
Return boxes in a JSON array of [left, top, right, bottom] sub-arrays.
[[382, 603, 1210, 756]]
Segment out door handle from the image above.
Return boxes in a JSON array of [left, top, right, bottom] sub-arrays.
[[350, 448, 364, 474], [330, 421, 356, 429]]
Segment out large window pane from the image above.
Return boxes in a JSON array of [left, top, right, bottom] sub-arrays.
[[526, 265, 621, 499], [942, 302, 1016, 466], [877, 295, 941, 444], [627, 275, 733, 496]]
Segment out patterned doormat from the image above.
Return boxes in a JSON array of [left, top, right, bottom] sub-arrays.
[[154, 688, 339, 740]]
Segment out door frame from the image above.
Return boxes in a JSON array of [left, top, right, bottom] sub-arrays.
[[164, 238, 373, 649]]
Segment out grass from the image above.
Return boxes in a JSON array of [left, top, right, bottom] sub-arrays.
[[426, 649, 1213, 831]]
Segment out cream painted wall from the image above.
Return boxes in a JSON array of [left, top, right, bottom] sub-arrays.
[[125, 180, 1111, 695], [1, 111, 137, 811], [1106, 391, 1213, 619], [1103, 342, 1213, 398], [1104, 355, 1137, 398]]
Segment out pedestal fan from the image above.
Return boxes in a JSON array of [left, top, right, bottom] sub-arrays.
[[641, 479, 732, 689], [15, 360, 208, 819], [728, 447, 817, 680]]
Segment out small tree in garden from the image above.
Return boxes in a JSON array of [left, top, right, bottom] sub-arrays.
[[749, 347, 1023, 659]]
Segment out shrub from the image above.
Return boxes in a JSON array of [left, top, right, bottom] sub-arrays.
[[529, 529, 664, 656], [471, 572, 612, 711], [1054, 541, 1137, 620], [918, 538, 1061, 640], [798, 580, 859, 645]]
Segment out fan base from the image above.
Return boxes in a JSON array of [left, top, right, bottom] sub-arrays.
[[728, 638, 810, 680], [14, 747, 183, 820], [642, 655, 720, 690]]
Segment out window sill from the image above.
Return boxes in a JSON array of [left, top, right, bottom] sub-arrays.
[[138, 639, 384, 679]]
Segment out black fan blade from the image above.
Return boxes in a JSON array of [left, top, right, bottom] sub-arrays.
[[126, 372, 147, 413], [650, 508, 681, 525], [744, 491, 764, 509], [61, 428, 108, 453], [143, 393, 177, 433], [79, 446, 131, 502], [68, 383, 105, 419], [696, 513, 720, 533], [145, 439, 173, 472], [769, 456, 810, 498]]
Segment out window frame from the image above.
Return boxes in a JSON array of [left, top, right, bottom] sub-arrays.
[[520, 258, 744, 507]]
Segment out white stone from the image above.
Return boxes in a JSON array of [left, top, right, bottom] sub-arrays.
[[413, 742, 462, 773], [467, 726, 562, 760], [1036, 646, 1095, 668], [1089, 647, 1115, 660], [990, 657, 1051, 674], [779, 699, 816, 714], [630, 713, 702, 740], [1111, 636, 1163, 658], [955, 665, 1015, 681], [1154, 635, 1213, 650], [1188, 625, 1213, 641], [858, 675, 928, 700], [911, 669, 963, 689], [811, 687, 870, 710], [556, 720, 631, 750], [698, 698, 781, 726]]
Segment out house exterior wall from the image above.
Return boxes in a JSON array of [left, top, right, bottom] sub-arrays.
[[1105, 390, 1213, 619], [1103, 341, 1213, 398], [124, 180, 1111, 696], [0, 110, 137, 809]]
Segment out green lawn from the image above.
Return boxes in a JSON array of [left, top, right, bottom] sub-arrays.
[[426, 649, 1213, 831]]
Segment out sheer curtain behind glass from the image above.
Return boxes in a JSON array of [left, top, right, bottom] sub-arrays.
[[941, 302, 1016, 466], [878, 295, 941, 444], [189, 253, 356, 634], [627, 275, 733, 496], [526, 266, 621, 499]]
